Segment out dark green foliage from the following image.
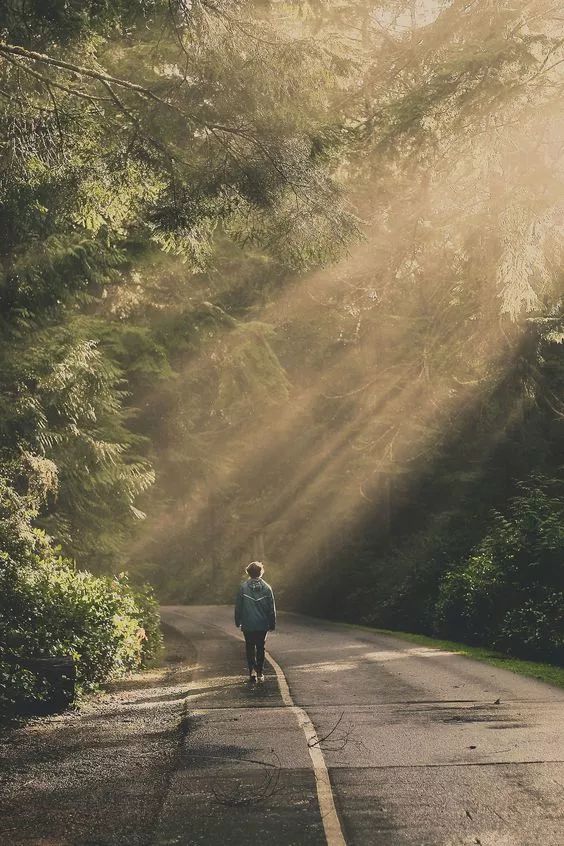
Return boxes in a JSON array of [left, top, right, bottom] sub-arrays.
[[350, 522, 473, 635], [0, 473, 162, 717], [0, 1, 156, 46], [496, 595, 564, 665], [0, 317, 155, 568], [0, 0, 357, 713], [435, 480, 564, 663]]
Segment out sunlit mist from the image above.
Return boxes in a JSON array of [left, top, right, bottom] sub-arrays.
[[123, 1, 564, 612]]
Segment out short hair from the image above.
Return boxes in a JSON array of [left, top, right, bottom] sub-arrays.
[[246, 561, 264, 579]]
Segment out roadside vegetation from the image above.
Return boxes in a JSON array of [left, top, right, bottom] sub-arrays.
[[0, 471, 161, 716], [342, 479, 564, 668]]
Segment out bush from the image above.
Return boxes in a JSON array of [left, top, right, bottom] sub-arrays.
[[434, 478, 564, 663], [351, 514, 478, 635], [496, 593, 564, 663], [0, 477, 162, 718]]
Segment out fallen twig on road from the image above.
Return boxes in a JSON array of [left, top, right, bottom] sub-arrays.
[[308, 712, 345, 748], [191, 750, 283, 807], [307, 711, 361, 752]]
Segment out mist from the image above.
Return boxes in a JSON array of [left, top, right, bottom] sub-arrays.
[[120, 0, 564, 617]]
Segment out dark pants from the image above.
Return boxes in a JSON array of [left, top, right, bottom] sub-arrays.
[[243, 630, 267, 674]]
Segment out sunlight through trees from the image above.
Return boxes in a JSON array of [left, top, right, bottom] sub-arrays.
[[1, 1, 563, 712]]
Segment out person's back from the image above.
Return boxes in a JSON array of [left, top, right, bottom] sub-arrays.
[[234, 561, 276, 683]]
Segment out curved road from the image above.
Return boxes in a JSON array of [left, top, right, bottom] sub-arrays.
[[161, 605, 564, 846]]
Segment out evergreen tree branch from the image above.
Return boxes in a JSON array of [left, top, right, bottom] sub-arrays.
[[0, 42, 169, 106], [0, 51, 112, 103], [98, 78, 188, 169]]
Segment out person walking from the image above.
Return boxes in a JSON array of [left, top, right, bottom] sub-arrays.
[[234, 561, 276, 683]]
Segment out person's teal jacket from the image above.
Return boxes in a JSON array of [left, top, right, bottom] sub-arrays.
[[234, 578, 276, 632]]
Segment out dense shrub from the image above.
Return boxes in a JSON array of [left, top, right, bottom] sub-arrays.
[[346, 514, 479, 635], [434, 479, 564, 663], [0, 476, 162, 718], [496, 593, 564, 664]]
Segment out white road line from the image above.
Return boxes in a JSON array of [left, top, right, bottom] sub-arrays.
[[164, 610, 347, 846], [265, 648, 347, 846]]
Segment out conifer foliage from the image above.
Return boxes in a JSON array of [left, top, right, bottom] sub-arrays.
[[0, 1, 356, 712]]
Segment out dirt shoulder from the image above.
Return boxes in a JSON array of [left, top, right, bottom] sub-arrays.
[[0, 626, 196, 846]]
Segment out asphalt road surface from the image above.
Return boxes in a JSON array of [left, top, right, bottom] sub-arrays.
[[160, 606, 564, 846]]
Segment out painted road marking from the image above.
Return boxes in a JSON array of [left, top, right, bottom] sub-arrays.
[[164, 609, 347, 846], [264, 648, 347, 846]]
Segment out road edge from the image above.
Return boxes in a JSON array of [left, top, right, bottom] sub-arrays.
[[283, 612, 564, 690]]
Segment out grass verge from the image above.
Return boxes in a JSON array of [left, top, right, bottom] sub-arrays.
[[324, 620, 564, 689]]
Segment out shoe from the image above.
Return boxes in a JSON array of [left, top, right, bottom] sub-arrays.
[[257, 673, 265, 683], [249, 670, 257, 683]]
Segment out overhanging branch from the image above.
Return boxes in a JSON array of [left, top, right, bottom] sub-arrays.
[[0, 42, 168, 107]]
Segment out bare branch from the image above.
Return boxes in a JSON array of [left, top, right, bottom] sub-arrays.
[[308, 712, 344, 747]]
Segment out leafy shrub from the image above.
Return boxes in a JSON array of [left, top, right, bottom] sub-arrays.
[[351, 513, 478, 635], [434, 479, 564, 663], [0, 475, 162, 718], [496, 593, 564, 664]]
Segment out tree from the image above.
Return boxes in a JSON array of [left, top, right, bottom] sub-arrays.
[[0, 0, 355, 569]]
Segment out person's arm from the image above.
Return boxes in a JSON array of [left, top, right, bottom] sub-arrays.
[[268, 587, 276, 631], [235, 586, 243, 628]]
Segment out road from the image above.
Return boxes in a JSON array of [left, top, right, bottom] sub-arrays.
[[160, 606, 564, 846], [1, 607, 562, 846]]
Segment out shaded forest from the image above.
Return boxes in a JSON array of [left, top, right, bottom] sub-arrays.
[[1, 0, 563, 712]]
